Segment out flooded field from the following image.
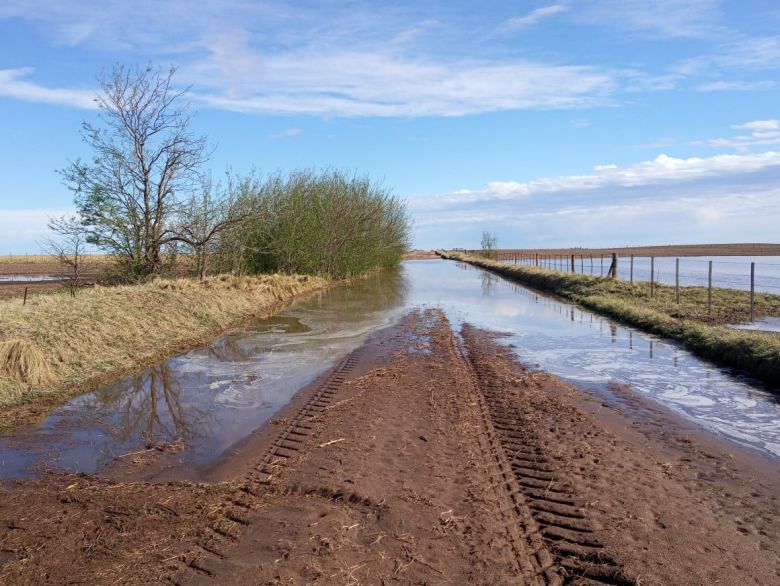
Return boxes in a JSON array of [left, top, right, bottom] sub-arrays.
[[513, 255, 780, 295], [1, 259, 779, 479]]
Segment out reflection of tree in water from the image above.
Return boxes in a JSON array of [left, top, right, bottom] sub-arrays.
[[306, 266, 409, 318], [91, 361, 211, 445], [481, 271, 499, 297]]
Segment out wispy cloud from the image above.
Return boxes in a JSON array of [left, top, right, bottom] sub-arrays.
[[575, 0, 724, 39], [0, 68, 96, 109], [696, 80, 777, 92], [694, 120, 780, 152], [268, 128, 303, 139], [501, 5, 567, 32]]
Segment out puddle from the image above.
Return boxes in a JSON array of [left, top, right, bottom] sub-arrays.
[[1, 260, 779, 479], [0, 275, 66, 282], [728, 317, 780, 334]]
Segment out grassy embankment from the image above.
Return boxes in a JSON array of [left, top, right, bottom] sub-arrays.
[[0, 274, 326, 427], [441, 252, 780, 386]]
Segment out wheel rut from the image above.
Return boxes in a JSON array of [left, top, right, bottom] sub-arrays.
[[175, 349, 364, 584], [461, 325, 636, 586]]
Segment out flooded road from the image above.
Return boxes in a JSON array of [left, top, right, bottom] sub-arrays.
[[1, 259, 778, 479]]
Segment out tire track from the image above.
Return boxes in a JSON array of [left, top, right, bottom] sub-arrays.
[[174, 349, 363, 584], [461, 326, 635, 586]]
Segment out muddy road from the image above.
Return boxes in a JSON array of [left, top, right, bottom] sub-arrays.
[[1, 308, 779, 584]]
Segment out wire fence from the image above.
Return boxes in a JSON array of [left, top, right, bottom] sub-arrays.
[[467, 250, 780, 323]]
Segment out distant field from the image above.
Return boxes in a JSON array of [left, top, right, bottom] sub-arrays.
[[471, 243, 780, 258], [0, 254, 113, 265]]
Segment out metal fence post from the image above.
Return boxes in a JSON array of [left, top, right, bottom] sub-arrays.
[[750, 262, 755, 322], [707, 260, 712, 314], [650, 256, 655, 298], [630, 254, 634, 284], [675, 258, 680, 303]]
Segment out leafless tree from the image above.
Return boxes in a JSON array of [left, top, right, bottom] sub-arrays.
[[481, 231, 498, 258], [40, 215, 90, 294], [61, 64, 209, 278], [174, 175, 247, 279]]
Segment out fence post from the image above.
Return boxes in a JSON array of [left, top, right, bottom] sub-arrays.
[[750, 262, 755, 322], [23, 287, 28, 306], [675, 258, 680, 303], [630, 255, 634, 285], [707, 260, 712, 314], [650, 256, 655, 298], [571, 254, 575, 273], [600, 255, 604, 277]]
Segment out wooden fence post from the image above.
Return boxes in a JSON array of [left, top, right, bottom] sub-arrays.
[[571, 254, 575, 273], [750, 262, 755, 322], [23, 287, 28, 306], [675, 258, 680, 303], [707, 260, 712, 314], [630, 255, 634, 284], [650, 256, 655, 298]]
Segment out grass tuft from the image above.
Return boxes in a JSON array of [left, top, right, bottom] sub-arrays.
[[0, 339, 54, 388]]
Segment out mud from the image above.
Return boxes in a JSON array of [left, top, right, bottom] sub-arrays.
[[1, 309, 779, 584]]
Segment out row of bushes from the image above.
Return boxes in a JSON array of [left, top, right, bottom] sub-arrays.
[[441, 251, 780, 387], [209, 170, 410, 279]]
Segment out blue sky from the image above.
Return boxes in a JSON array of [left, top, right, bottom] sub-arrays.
[[1, 0, 779, 251]]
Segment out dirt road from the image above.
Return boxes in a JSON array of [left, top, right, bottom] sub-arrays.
[[1, 309, 779, 584]]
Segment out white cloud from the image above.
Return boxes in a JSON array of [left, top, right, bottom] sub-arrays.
[[696, 80, 777, 92], [695, 121, 780, 151], [0, 68, 96, 109], [411, 151, 780, 210], [576, 0, 723, 39], [190, 50, 618, 117], [268, 128, 303, 139], [733, 120, 780, 132], [502, 5, 568, 31], [410, 151, 780, 247]]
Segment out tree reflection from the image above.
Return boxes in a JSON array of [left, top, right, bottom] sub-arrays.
[[91, 361, 211, 445]]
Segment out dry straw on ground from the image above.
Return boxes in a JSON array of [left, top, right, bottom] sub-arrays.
[[0, 274, 327, 409]]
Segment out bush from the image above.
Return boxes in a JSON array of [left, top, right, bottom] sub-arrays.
[[213, 170, 410, 279]]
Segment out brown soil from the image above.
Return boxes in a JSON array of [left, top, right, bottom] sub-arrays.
[[1, 309, 779, 584]]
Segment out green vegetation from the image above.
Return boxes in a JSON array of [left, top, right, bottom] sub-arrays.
[[0, 274, 326, 420], [442, 251, 780, 386], [211, 169, 410, 279], [54, 65, 410, 282]]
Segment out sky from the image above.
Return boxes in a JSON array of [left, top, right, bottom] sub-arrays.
[[1, 0, 779, 251]]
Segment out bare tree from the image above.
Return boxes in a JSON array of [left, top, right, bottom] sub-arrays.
[[60, 64, 209, 278], [174, 175, 246, 280], [481, 231, 498, 258], [40, 215, 90, 294]]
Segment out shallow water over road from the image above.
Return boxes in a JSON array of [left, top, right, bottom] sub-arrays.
[[1, 260, 778, 479]]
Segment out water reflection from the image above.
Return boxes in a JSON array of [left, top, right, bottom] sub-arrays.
[[0, 259, 778, 480], [86, 363, 211, 445], [404, 261, 780, 457], [0, 267, 409, 478]]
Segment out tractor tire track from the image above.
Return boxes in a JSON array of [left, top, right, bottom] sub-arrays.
[[461, 324, 635, 586]]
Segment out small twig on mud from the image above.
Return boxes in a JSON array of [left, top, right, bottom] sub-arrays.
[[318, 438, 346, 448], [117, 447, 155, 458]]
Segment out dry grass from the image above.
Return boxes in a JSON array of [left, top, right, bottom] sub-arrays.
[[0, 273, 327, 409]]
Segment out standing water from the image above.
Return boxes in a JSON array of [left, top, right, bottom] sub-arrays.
[[1, 260, 778, 478]]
